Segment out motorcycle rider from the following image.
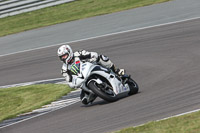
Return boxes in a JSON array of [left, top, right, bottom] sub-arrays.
[[57, 44, 125, 105]]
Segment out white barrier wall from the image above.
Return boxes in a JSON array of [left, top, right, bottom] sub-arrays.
[[0, 0, 75, 18]]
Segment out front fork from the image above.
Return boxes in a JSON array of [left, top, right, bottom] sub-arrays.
[[81, 83, 94, 94]]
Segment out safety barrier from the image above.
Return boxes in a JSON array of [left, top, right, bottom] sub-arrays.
[[0, 0, 75, 18]]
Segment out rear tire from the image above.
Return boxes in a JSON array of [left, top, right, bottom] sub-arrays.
[[127, 78, 139, 95], [88, 81, 118, 102]]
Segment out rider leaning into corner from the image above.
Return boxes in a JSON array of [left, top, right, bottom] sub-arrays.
[[57, 45, 125, 105]]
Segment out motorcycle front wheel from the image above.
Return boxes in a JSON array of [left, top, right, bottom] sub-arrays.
[[88, 81, 118, 102]]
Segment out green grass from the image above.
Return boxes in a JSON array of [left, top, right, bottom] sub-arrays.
[[0, 84, 73, 122], [0, 0, 170, 37], [116, 111, 200, 133]]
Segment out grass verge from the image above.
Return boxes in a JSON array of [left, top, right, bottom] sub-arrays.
[[0, 0, 170, 37], [116, 111, 200, 133], [0, 84, 73, 122]]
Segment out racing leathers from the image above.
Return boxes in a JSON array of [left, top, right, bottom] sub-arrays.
[[61, 50, 124, 105]]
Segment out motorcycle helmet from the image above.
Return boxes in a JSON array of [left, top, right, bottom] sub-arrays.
[[57, 45, 73, 64]]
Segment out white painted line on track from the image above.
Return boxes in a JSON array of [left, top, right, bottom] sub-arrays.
[[32, 97, 80, 113], [0, 101, 80, 129], [0, 90, 81, 129], [1, 16, 200, 129], [134, 108, 200, 128], [1, 16, 200, 57], [0, 77, 65, 89], [159, 108, 200, 121]]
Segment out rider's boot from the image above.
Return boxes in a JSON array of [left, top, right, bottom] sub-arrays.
[[97, 54, 125, 76], [110, 64, 125, 76]]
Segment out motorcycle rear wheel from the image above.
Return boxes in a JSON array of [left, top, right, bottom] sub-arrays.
[[127, 78, 139, 95]]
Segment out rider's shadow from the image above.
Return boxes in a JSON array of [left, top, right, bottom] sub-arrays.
[[81, 91, 141, 107], [81, 98, 110, 107]]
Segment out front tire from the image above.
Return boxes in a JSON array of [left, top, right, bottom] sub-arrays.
[[88, 81, 118, 102]]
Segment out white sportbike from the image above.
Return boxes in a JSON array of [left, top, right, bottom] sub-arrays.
[[71, 60, 139, 103]]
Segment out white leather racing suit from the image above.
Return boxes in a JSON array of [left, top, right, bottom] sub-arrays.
[[61, 50, 114, 87], [61, 50, 124, 104]]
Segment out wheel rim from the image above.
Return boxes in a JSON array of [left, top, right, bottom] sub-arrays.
[[94, 82, 116, 97], [129, 79, 137, 88]]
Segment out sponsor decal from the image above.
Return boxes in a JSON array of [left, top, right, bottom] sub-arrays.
[[70, 63, 80, 75]]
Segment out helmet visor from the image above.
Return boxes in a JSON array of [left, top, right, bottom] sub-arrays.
[[59, 53, 69, 62]]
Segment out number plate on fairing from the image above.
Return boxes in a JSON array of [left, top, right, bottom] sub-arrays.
[[120, 83, 130, 93]]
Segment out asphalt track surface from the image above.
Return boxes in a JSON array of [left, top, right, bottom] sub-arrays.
[[1, 0, 200, 56], [0, 18, 200, 133]]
